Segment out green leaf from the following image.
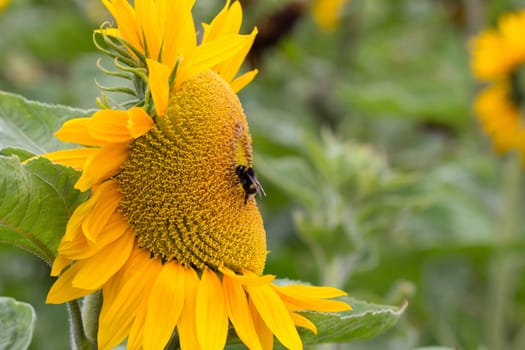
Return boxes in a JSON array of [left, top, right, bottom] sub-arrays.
[[298, 297, 407, 345], [0, 90, 91, 154], [0, 297, 36, 350], [0, 147, 35, 162], [0, 154, 89, 264]]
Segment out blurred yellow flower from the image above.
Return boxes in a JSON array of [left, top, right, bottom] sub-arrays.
[[474, 82, 525, 154], [471, 10, 525, 81], [471, 9, 525, 158], [312, 0, 350, 31], [0, 0, 10, 11], [44, 1, 351, 349]]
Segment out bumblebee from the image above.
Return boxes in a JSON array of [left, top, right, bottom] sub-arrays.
[[235, 165, 266, 204]]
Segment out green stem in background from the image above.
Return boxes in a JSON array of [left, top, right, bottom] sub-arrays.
[[317, 255, 358, 350], [67, 300, 96, 350], [486, 155, 525, 350], [322, 254, 360, 289]]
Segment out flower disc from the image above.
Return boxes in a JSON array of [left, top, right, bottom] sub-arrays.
[[116, 70, 267, 274]]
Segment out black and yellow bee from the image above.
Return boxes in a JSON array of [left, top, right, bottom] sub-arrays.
[[235, 165, 266, 204]]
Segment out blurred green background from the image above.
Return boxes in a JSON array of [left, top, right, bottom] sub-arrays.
[[2, 0, 525, 349]]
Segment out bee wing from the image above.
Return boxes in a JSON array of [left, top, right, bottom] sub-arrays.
[[247, 172, 266, 197]]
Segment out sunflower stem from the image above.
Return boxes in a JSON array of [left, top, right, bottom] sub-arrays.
[[67, 300, 96, 350], [486, 155, 525, 350], [82, 292, 102, 344]]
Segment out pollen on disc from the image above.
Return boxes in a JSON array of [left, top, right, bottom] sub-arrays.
[[116, 70, 267, 275]]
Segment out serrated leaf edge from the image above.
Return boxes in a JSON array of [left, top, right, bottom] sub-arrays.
[[338, 300, 408, 320], [0, 90, 95, 115]]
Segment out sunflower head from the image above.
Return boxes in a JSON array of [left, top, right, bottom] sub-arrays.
[[471, 9, 525, 157], [471, 10, 525, 81], [44, 1, 351, 349], [91, 0, 267, 273]]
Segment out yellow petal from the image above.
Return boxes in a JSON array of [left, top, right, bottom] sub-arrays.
[[246, 284, 303, 350], [177, 268, 201, 350], [50, 254, 72, 277], [88, 109, 133, 143], [62, 179, 115, 243], [283, 297, 351, 313], [81, 180, 121, 242], [62, 188, 99, 241], [274, 284, 352, 313], [230, 68, 258, 93], [135, 0, 162, 59], [71, 230, 134, 290], [224, 1, 243, 34], [223, 273, 262, 350], [55, 118, 101, 146], [196, 269, 228, 350], [200, 1, 256, 88], [58, 235, 93, 260], [101, 246, 152, 307], [127, 107, 154, 137], [202, 0, 240, 42], [98, 248, 162, 350], [249, 298, 274, 350], [127, 296, 148, 350], [144, 262, 186, 350], [275, 284, 348, 299], [175, 34, 252, 89], [217, 28, 257, 85], [290, 312, 317, 334], [43, 148, 97, 169], [147, 59, 171, 116], [88, 212, 129, 248], [59, 211, 128, 259], [46, 263, 95, 304], [161, 0, 196, 67], [75, 143, 129, 191], [101, 0, 142, 52]]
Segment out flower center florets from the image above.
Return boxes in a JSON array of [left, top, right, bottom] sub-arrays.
[[115, 71, 267, 274]]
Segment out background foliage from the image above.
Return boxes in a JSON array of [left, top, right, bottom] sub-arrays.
[[2, 0, 525, 349]]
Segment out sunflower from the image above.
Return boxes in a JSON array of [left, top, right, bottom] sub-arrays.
[[471, 10, 525, 157], [471, 10, 525, 81], [0, 0, 9, 11], [474, 81, 525, 154], [44, 1, 351, 349], [312, 0, 351, 32]]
